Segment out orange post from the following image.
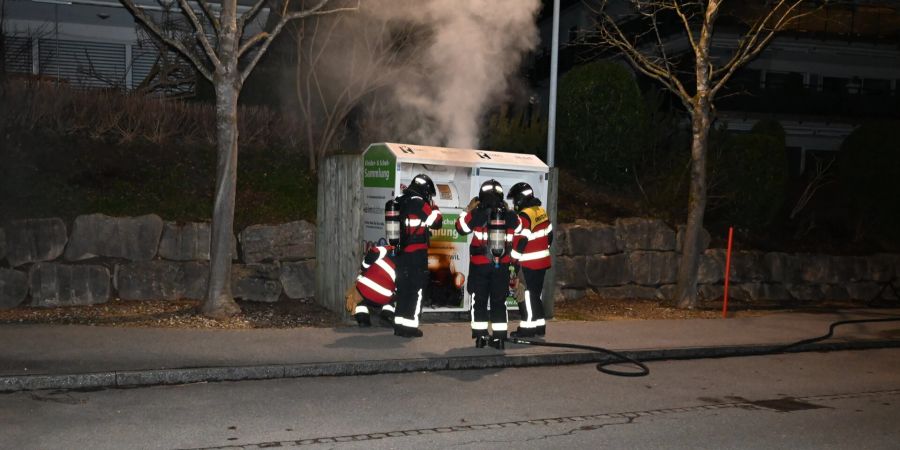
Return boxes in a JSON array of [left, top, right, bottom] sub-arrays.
[[722, 226, 734, 318]]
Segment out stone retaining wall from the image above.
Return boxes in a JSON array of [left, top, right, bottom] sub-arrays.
[[0, 215, 317, 309], [555, 219, 900, 304], [3, 215, 898, 310]]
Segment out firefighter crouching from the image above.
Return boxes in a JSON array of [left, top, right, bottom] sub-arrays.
[[456, 179, 519, 349], [392, 174, 442, 338], [507, 182, 553, 338], [350, 244, 397, 327]]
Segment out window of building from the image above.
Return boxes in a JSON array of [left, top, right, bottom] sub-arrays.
[[728, 68, 761, 92], [2, 36, 33, 74], [808, 73, 820, 91], [862, 78, 891, 96], [822, 76, 849, 94], [764, 71, 804, 91], [846, 77, 862, 95]]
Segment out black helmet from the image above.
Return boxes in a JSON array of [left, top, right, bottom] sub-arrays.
[[478, 179, 504, 207], [408, 173, 436, 201], [507, 182, 534, 209]]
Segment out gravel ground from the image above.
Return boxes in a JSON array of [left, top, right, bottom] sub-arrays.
[[0, 298, 345, 329], [0, 295, 884, 329]]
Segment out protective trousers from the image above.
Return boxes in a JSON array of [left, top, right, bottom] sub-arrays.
[[394, 250, 428, 330], [468, 263, 509, 339], [518, 267, 547, 329], [354, 299, 395, 317]]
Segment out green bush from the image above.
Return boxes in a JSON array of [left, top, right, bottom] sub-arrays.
[[483, 105, 545, 156], [557, 61, 650, 188], [838, 120, 900, 238], [0, 82, 316, 227], [709, 119, 788, 229]]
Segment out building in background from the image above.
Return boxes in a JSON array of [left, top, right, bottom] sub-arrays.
[[529, 0, 900, 176], [1, 0, 264, 96]]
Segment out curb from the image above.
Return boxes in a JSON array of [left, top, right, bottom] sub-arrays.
[[3, 339, 899, 392]]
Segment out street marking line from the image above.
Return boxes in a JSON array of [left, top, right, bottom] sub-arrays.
[[182, 388, 900, 449]]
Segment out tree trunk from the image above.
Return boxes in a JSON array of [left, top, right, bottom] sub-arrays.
[[673, 2, 718, 310], [202, 8, 241, 318], [674, 100, 711, 309]]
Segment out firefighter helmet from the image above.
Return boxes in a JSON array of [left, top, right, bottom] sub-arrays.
[[507, 182, 534, 210], [407, 173, 437, 201], [478, 179, 504, 207]]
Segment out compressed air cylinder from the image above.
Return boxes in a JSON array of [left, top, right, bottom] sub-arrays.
[[384, 199, 401, 248], [488, 208, 506, 267]]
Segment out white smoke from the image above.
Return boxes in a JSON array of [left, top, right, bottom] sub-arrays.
[[296, 0, 542, 150], [379, 0, 542, 148]]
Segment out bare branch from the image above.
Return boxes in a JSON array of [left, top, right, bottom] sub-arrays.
[[195, 0, 221, 35], [238, 0, 268, 31], [176, 0, 222, 69], [240, 0, 359, 83], [284, 0, 357, 21], [238, 32, 268, 57], [672, 1, 699, 54], [595, 9, 693, 108], [648, 8, 675, 79], [711, 0, 812, 96], [117, 0, 213, 81]]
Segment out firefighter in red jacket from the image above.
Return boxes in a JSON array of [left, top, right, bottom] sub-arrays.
[[456, 179, 519, 349], [393, 174, 442, 338], [507, 182, 553, 337], [353, 244, 397, 327]]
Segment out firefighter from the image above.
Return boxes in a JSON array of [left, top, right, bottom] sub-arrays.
[[507, 182, 553, 338], [456, 179, 519, 349], [352, 244, 397, 327], [392, 173, 442, 338]]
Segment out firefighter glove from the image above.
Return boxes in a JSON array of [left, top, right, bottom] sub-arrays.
[[466, 197, 480, 212], [345, 283, 362, 312]]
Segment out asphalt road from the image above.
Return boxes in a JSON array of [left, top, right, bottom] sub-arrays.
[[2, 349, 899, 449]]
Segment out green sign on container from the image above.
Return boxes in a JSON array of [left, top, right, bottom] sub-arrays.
[[363, 144, 396, 188], [430, 213, 468, 243]]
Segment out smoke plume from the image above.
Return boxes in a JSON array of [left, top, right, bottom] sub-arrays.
[[294, 0, 542, 150]]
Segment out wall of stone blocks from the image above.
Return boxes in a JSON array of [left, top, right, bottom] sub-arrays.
[[554, 218, 900, 305], [4, 214, 898, 311], [0, 214, 317, 309]]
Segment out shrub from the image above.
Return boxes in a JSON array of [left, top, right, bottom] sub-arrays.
[[0, 81, 316, 226], [557, 61, 650, 188], [0, 80, 303, 154], [837, 120, 900, 239], [709, 119, 788, 230], [483, 104, 545, 155]]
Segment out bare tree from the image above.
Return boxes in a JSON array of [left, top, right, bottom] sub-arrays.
[[293, 11, 421, 170], [132, 2, 199, 96], [589, 0, 817, 308], [117, 0, 358, 317]]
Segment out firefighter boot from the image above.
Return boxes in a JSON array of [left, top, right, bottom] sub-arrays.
[[354, 312, 371, 327], [379, 309, 395, 327], [393, 324, 423, 338], [472, 329, 489, 348], [489, 330, 507, 349], [510, 327, 537, 338]]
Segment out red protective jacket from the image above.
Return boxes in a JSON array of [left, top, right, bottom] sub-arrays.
[[398, 195, 443, 253], [456, 206, 518, 265], [355, 245, 397, 305], [510, 205, 553, 270]]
